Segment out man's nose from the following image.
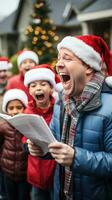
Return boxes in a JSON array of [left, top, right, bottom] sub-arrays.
[[56, 61, 65, 72]]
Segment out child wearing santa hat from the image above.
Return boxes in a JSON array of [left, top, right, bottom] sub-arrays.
[[6, 50, 39, 101], [23, 64, 57, 200], [0, 89, 31, 200], [29, 63, 63, 101]]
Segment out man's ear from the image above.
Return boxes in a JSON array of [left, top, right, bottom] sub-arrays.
[[86, 66, 94, 76]]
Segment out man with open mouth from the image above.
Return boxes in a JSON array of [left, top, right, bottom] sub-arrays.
[[27, 35, 112, 200]]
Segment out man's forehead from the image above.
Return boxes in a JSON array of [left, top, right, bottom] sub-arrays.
[[58, 48, 75, 56]]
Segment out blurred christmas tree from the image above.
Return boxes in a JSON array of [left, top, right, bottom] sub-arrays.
[[24, 0, 59, 64]]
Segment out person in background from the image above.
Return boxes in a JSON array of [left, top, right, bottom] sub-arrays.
[[0, 57, 12, 200], [6, 50, 39, 101], [31, 63, 63, 101], [0, 57, 12, 112], [27, 35, 112, 200], [23, 64, 57, 200], [0, 89, 31, 200]]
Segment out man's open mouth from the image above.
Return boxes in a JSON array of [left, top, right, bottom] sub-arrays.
[[61, 74, 70, 83]]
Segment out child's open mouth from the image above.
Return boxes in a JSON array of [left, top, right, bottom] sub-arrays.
[[35, 94, 45, 100]]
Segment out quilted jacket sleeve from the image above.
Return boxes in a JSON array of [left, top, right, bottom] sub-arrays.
[[73, 115, 112, 178]]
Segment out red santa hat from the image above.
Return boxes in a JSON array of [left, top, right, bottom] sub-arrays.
[[24, 64, 56, 88], [2, 89, 28, 113], [57, 35, 111, 75], [17, 50, 39, 66], [31, 64, 63, 92], [0, 57, 12, 70]]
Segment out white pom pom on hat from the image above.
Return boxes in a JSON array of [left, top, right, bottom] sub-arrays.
[[105, 51, 112, 88], [55, 82, 63, 92], [17, 50, 39, 66], [105, 76, 112, 88], [2, 89, 28, 113]]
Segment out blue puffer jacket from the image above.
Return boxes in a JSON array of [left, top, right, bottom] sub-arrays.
[[50, 82, 112, 200]]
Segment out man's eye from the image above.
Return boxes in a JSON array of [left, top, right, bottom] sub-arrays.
[[64, 57, 72, 61], [66, 58, 71, 60]]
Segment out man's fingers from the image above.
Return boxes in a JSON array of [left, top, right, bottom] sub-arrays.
[[48, 141, 63, 148]]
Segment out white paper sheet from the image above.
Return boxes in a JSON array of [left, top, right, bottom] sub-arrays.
[[0, 113, 56, 154]]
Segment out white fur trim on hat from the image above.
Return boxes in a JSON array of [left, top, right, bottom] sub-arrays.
[[2, 89, 28, 113], [105, 76, 112, 88], [0, 61, 12, 70], [17, 51, 39, 66], [57, 36, 102, 71], [24, 68, 56, 88], [55, 82, 63, 92]]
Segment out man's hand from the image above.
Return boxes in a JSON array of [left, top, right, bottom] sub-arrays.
[[48, 142, 75, 167], [27, 139, 44, 157]]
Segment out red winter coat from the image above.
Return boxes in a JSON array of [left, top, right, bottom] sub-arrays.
[[24, 98, 56, 189], [6, 73, 33, 101], [0, 119, 28, 181]]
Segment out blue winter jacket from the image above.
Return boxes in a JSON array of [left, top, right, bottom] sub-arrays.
[[50, 82, 112, 200]]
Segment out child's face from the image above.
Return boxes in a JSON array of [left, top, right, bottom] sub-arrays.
[[29, 80, 53, 109], [19, 59, 36, 76], [6, 100, 25, 116]]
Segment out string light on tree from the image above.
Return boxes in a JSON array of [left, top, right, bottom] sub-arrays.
[[32, 18, 41, 24], [24, 0, 59, 64]]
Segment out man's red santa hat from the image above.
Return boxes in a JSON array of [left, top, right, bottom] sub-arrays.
[[57, 35, 111, 74]]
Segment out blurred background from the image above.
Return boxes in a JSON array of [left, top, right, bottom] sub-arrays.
[[0, 0, 112, 73]]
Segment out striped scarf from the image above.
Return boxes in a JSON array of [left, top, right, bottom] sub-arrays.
[[61, 72, 104, 200]]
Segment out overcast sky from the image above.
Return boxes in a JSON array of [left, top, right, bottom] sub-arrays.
[[0, 0, 19, 20]]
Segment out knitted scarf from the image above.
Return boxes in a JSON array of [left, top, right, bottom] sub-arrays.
[[61, 72, 104, 200]]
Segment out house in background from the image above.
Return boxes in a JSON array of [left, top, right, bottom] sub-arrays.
[[77, 0, 112, 48], [0, 0, 33, 56], [0, 0, 112, 57], [0, 10, 18, 56]]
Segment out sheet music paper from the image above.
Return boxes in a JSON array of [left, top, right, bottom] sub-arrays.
[[0, 113, 57, 154]]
